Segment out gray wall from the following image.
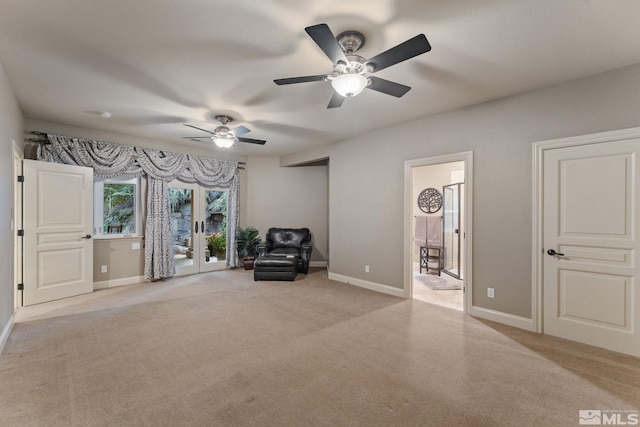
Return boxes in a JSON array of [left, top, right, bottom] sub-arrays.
[[93, 238, 145, 283], [245, 156, 328, 263], [0, 59, 24, 343], [271, 62, 640, 320]]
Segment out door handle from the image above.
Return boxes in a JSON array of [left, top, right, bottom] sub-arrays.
[[201, 221, 205, 234], [546, 249, 565, 256], [81, 234, 92, 240], [194, 222, 198, 234]]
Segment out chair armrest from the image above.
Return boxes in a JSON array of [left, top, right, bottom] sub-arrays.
[[256, 243, 267, 257], [301, 242, 312, 256]]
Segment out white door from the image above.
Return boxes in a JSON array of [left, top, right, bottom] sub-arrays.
[[543, 138, 640, 356], [169, 181, 227, 276], [23, 159, 94, 305]]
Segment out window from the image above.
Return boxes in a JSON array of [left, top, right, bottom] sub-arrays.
[[94, 177, 141, 238]]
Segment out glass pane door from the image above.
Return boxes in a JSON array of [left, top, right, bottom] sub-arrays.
[[169, 183, 198, 276], [443, 183, 462, 279], [200, 189, 227, 273], [169, 182, 227, 275]]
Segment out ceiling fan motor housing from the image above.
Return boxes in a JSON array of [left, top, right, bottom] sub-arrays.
[[336, 30, 365, 55]]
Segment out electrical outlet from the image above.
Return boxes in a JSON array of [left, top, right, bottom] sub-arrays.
[[132, 242, 140, 250], [101, 265, 108, 273], [487, 288, 495, 298], [365, 265, 370, 273]]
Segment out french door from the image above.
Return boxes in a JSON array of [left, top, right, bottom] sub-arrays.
[[169, 181, 227, 275]]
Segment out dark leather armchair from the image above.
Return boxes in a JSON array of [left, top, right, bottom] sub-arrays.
[[256, 227, 313, 274]]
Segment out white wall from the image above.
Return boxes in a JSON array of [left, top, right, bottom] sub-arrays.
[[246, 156, 328, 264], [0, 59, 24, 351]]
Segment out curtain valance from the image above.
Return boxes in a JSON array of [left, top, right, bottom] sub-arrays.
[[38, 133, 240, 279]]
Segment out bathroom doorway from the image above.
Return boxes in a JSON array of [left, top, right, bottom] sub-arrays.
[[405, 153, 472, 312]]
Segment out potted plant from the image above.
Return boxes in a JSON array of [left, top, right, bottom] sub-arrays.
[[206, 232, 226, 260], [237, 226, 262, 270]]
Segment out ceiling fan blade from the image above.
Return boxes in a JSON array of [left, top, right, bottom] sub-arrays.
[[183, 123, 216, 135], [274, 75, 327, 85], [367, 76, 411, 98], [305, 23, 349, 65], [364, 34, 431, 73], [182, 136, 211, 140], [231, 125, 250, 137], [327, 92, 345, 109], [238, 137, 266, 145]]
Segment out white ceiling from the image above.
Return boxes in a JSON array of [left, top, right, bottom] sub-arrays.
[[2, 0, 640, 157]]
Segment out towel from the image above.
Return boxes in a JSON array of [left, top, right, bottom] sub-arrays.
[[426, 216, 442, 246], [414, 215, 427, 247]]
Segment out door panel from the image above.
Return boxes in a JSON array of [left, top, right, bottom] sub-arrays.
[[23, 160, 93, 305], [443, 183, 462, 279], [169, 183, 197, 275], [543, 139, 640, 356]]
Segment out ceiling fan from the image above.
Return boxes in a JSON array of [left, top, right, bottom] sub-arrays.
[[274, 23, 431, 108], [183, 115, 266, 149]]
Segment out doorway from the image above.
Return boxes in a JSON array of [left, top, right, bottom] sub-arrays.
[[169, 181, 227, 276], [405, 152, 473, 312], [13, 141, 23, 309]]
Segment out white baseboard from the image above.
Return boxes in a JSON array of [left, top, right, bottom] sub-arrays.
[[309, 261, 328, 268], [93, 275, 145, 290], [327, 272, 405, 298], [0, 315, 15, 355], [469, 306, 536, 332]]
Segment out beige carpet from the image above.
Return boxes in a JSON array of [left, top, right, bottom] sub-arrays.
[[1, 268, 638, 426]]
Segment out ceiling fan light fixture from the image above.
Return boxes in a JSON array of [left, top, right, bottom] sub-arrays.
[[212, 136, 236, 149], [331, 73, 369, 98]]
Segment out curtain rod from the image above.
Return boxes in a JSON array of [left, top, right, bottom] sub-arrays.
[[28, 131, 246, 168]]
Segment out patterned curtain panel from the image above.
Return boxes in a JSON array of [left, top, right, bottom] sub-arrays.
[[144, 178, 175, 279], [38, 134, 241, 279]]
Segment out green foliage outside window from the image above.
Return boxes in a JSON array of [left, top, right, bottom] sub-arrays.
[[103, 183, 135, 233]]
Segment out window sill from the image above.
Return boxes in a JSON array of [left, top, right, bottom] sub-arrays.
[[94, 234, 143, 241]]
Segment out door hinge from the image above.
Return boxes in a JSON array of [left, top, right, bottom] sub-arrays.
[[463, 286, 466, 293], [17, 175, 24, 182], [17, 229, 24, 237], [17, 283, 24, 291]]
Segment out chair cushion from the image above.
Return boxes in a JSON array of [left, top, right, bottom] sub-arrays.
[[268, 248, 300, 257]]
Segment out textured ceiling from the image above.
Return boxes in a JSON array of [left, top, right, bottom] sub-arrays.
[[2, 0, 640, 156]]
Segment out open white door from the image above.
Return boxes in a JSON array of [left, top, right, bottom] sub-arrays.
[[23, 159, 94, 305], [543, 138, 640, 357]]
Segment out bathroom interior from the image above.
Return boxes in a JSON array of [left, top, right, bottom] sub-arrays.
[[412, 161, 465, 311]]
